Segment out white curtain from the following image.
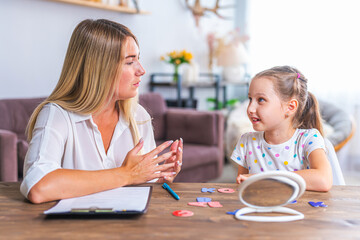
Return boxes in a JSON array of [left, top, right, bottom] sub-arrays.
[[246, 0, 360, 175]]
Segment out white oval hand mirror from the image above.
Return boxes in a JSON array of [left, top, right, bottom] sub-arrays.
[[235, 171, 306, 222]]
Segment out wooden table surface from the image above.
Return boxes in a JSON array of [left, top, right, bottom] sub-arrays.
[[1, 182, 360, 239]]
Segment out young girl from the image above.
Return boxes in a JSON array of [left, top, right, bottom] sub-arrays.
[[231, 66, 332, 192]]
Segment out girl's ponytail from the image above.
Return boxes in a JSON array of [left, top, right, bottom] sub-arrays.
[[298, 92, 324, 136]]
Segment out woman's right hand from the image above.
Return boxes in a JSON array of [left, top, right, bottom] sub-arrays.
[[122, 138, 177, 185]]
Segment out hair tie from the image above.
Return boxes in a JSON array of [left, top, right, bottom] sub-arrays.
[[297, 73, 301, 79]]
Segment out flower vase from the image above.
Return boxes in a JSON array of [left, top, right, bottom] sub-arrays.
[[173, 64, 179, 83]]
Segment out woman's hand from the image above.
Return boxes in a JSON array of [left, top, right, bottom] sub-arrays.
[[157, 138, 183, 183], [122, 139, 177, 185]]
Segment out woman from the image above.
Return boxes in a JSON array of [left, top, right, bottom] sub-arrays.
[[21, 19, 182, 203]]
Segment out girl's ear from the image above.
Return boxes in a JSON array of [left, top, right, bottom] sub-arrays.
[[287, 99, 298, 116]]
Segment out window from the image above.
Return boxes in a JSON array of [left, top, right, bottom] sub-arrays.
[[245, 0, 360, 172], [247, 0, 360, 108]]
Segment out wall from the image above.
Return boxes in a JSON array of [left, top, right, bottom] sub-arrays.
[[0, 0, 235, 109]]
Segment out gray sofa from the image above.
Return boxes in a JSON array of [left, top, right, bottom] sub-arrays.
[[0, 93, 224, 182]]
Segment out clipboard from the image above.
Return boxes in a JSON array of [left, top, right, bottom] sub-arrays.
[[44, 186, 152, 216]]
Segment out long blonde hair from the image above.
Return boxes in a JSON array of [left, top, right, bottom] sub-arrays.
[[27, 19, 141, 145], [253, 66, 324, 135]]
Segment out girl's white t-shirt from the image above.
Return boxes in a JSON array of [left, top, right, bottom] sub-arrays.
[[20, 103, 156, 197], [231, 129, 326, 173]]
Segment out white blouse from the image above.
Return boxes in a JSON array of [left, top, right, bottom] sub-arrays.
[[20, 103, 156, 197]]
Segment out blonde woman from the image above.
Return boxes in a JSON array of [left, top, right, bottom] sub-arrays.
[[20, 19, 182, 204]]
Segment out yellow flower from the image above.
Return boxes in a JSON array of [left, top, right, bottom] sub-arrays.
[[160, 49, 193, 82], [184, 52, 193, 61], [161, 49, 193, 66], [169, 51, 177, 59]]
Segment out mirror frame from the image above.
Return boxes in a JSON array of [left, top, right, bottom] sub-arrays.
[[236, 171, 306, 222]]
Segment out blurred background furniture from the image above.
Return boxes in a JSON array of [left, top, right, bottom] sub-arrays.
[[0, 93, 224, 182], [149, 73, 222, 109], [324, 138, 345, 185], [0, 97, 45, 181], [139, 92, 224, 182], [318, 99, 356, 152]]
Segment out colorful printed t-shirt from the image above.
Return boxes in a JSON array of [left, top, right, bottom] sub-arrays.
[[231, 129, 326, 173]]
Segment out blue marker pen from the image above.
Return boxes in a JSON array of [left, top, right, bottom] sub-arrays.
[[162, 183, 180, 200]]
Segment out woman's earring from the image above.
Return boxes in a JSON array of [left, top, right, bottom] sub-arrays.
[[285, 113, 289, 118]]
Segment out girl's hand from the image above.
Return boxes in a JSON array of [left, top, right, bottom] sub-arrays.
[[157, 138, 183, 183], [122, 139, 177, 185], [236, 165, 250, 184], [236, 174, 250, 184]]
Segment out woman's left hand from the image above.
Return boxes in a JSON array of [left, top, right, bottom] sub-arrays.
[[157, 138, 183, 183]]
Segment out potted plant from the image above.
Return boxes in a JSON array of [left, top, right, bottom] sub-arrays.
[[160, 50, 193, 83]]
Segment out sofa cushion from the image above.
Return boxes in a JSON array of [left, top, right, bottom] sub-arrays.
[[181, 144, 221, 170], [154, 141, 220, 170], [139, 93, 167, 140], [166, 109, 217, 146], [0, 98, 44, 141], [17, 140, 28, 178], [0, 129, 18, 181], [154, 140, 222, 182], [175, 144, 222, 182]]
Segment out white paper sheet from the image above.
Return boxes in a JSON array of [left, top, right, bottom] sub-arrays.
[[44, 186, 151, 214]]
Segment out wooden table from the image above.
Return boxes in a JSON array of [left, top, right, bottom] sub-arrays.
[[1, 182, 360, 239]]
